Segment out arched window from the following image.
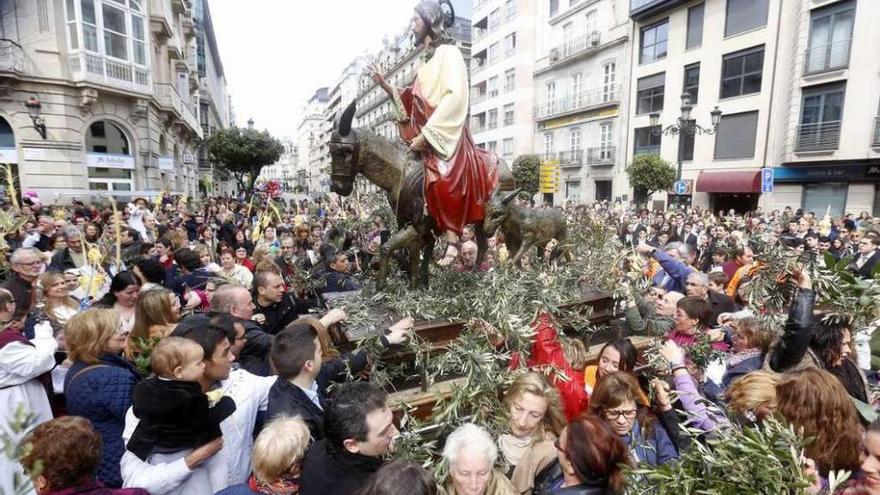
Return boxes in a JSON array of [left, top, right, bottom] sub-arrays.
[[0, 116, 16, 164], [86, 120, 133, 192]]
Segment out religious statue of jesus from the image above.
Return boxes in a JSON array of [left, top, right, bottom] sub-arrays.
[[371, 0, 500, 263]]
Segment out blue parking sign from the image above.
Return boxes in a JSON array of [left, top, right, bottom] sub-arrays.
[[761, 168, 774, 193]]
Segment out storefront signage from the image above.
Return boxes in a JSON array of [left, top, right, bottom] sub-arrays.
[[773, 164, 880, 183], [537, 107, 619, 131], [87, 153, 134, 170], [183, 153, 195, 164], [0, 147, 18, 164], [539, 160, 560, 193], [761, 168, 774, 193], [23, 148, 44, 161], [158, 157, 175, 171]]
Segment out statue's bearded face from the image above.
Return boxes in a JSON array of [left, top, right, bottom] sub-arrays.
[[410, 12, 429, 44]]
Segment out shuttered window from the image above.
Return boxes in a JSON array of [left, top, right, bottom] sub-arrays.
[[714, 111, 759, 159]]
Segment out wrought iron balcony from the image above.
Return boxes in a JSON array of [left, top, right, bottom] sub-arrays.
[[557, 150, 583, 168], [804, 38, 852, 75], [154, 82, 202, 137], [534, 85, 620, 121], [68, 51, 151, 94], [0, 39, 23, 75], [541, 31, 602, 70], [796, 121, 841, 152], [634, 145, 660, 156], [586, 146, 615, 166], [872, 117, 880, 148]]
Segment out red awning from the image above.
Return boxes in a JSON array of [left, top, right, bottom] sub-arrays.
[[695, 170, 762, 193]]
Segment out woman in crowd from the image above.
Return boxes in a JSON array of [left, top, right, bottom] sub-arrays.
[[583, 339, 641, 399], [498, 371, 566, 494], [535, 415, 629, 495], [48, 233, 66, 256], [38, 271, 79, 331], [843, 418, 880, 494], [126, 287, 180, 360], [20, 416, 150, 495], [93, 271, 141, 334], [64, 309, 141, 488], [724, 370, 781, 423], [220, 249, 254, 288], [217, 415, 311, 495], [0, 288, 57, 495], [589, 372, 678, 466], [233, 229, 254, 256], [199, 224, 219, 262], [236, 245, 257, 272], [359, 460, 437, 495], [194, 243, 221, 272], [775, 368, 862, 478], [84, 222, 101, 243], [440, 422, 515, 495]]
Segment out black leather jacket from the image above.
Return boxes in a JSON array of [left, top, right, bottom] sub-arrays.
[[768, 288, 816, 373], [534, 461, 613, 495]]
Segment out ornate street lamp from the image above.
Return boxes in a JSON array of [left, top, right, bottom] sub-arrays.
[[649, 93, 722, 181], [25, 95, 47, 139]]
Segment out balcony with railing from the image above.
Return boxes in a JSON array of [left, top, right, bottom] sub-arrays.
[[796, 121, 841, 152], [872, 117, 880, 148], [804, 38, 852, 75], [558, 150, 584, 169], [587, 146, 616, 166], [537, 31, 602, 72], [0, 39, 23, 76], [534, 84, 620, 121], [154, 82, 202, 137], [68, 51, 151, 94]]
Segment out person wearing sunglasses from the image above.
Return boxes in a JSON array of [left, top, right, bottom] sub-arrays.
[[588, 372, 678, 467]]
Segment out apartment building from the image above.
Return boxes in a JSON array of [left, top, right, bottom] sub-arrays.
[[533, 0, 630, 204], [767, 0, 880, 217], [295, 87, 329, 195], [470, 0, 536, 161], [0, 0, 212, 200]]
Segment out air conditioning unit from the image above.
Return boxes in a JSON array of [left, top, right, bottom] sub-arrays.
[[590, 31, 601, 46], [549, 48, 560, 61]]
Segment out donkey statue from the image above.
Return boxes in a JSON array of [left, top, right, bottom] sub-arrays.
[[328, 100, 515, 288]]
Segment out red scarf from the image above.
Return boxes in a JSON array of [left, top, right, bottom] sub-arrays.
[[247, 474, 299, 495]]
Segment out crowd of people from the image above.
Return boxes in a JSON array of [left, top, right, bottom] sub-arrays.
[[0, 188, 879, 495]]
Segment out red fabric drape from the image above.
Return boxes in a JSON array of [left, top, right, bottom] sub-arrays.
[[400, 81, 499, 235]]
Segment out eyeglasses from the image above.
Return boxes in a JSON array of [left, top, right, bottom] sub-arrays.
[[15, 260, 44, 267], [604, 408, 638, 420]]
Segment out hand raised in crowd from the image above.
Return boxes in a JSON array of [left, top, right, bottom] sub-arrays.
[[184, 436, 223, 470], [659, 340, 685, 368], [793, 267, 812, 290], [320, 308, 347, 328], [635, 242, 655, 256], [252, 313, 266, 325], [384, 316, 415, 345], [651, 378, 673, 412]]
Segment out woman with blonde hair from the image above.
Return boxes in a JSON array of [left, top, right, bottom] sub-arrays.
[[216, 415, 311, 495], [499, 371, 566, 494], [724, 370, 781, 423], [775, 368, 862, 477], [38, 271, 79, 331], [127, 288, 180, 360], [63, 309, 141, 488]]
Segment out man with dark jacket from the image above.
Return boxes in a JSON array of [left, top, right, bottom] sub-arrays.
[[252, 271, 303, 335], [299, 383, 398, 495], [49, 226, 87, 272], [1, 248, 43, 320], [850, 235, 879, 279], [317, 253, 361, 295], [266, 314, 411, 440], [684, 272, 738, 327]]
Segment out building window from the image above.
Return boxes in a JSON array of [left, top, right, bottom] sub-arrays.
[[640, 19, 668, 64], [600, 122, 613, 160], [488, 141, 498, 153], [797, 82, 845, 151], [86, 120, 134, 191], [504, 32, 517, 56], [634, 126, 661, 156], [65, 0, 146, 61], [503, 103, 514, 125], [550, 0, 559, 17], [636, 73, 665, 114], [504, 68, 516, 92], [489, 8, 501, 30], [683, 63, 700, 104], [489, 43, 500, 63], [488, 76, 499, 97], [545, 81, 557, 113], [505, 0, 517, 19], [805, 183, 847, 218], [565, 181, 581, 201], [714, 111, 759, 159], [725, 0, 769, 37], [585, 9, 598, 35], [488, 108, 498, 129], [570, 72, 582, 107], [544, 132, 555, 160], [569, 128, 582, 152], [502, 137, 514, 157], [805, 0, 854, 74], [721, 46, 764, 99], [603, 62, 616, 101], [686, 3, 704, 49]]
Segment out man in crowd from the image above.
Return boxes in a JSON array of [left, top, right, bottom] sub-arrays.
[[319, 253, 361, 294], [252, 271, 301, 335], [684, 272, 738, 328], [22, 215, 56, 251], [49, 225, 87, 272], [299, 382, 398, 495], [1, 248, 43, 320]]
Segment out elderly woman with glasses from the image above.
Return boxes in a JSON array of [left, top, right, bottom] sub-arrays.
[[588, 372, 678, 467], [64, 309, 141, 488]]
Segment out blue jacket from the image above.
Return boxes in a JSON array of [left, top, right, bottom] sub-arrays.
[[651, 249, 694, 294], [623, 419, 678, 466], [64, 354, 141, 488]]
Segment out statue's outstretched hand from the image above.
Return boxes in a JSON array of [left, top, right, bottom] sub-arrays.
[[409, 134, 428, 152], [369, 64, 390, 93]]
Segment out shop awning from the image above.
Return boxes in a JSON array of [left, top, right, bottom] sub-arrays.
[[695, 170, 762, 193]]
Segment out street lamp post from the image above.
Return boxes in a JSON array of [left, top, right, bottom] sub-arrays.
[[649, 93, 723, 182]]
